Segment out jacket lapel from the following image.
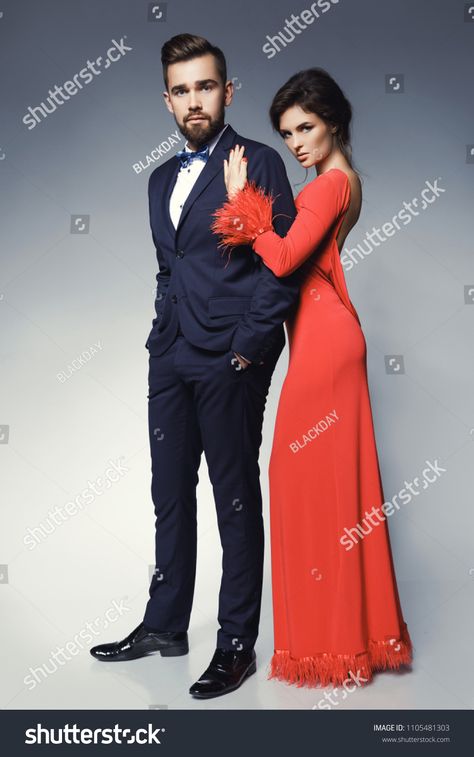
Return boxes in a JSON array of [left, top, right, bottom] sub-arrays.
[[175, 125, 237, 236]]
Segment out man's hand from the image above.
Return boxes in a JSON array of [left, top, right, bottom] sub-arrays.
[[233, 351, 252, 370]]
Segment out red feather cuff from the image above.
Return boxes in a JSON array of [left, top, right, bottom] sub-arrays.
[[210, 181, 274, 249]]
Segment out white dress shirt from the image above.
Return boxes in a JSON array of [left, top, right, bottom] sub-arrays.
[[169, 123, 229, 229]]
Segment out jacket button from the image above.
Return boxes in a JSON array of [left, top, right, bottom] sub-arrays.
[[171, 294, 178, 303], [176, 249, 184, 258]]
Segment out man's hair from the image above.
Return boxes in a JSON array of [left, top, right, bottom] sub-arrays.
[[161, 33, 227, 90]]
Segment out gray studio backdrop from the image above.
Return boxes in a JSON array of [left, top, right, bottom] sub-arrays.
[[1, 0, 473, 710]]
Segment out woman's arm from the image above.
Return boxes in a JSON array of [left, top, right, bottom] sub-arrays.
[[212, 168, 350, 277]]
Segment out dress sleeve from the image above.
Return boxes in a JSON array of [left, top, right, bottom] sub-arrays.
[[211, 170, 350, 277]]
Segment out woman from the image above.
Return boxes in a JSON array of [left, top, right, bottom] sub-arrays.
[[211, 68, 413, 688]]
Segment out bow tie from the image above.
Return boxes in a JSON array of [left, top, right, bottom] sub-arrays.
[[176, 144, 210, 169]]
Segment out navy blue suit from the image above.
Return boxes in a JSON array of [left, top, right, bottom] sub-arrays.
[[143, 123, 299, 650]]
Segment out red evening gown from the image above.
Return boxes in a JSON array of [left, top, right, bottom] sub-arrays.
[[211, 168, 413, 687]]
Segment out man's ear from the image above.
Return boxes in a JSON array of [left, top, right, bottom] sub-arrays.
[[224, 79, 234, 107], [163, 91, 174, 114]]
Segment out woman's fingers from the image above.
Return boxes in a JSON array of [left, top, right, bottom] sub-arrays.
[[229, 145, 245, 161], [229, 146, 245, 174], [225, 145, 246, 195]]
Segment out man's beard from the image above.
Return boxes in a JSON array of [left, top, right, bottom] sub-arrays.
[[178, 111, 225, 149]]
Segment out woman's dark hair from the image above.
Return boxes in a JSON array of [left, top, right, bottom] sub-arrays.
[[161, 33, 227, 90], [269, 67, 355, 168]]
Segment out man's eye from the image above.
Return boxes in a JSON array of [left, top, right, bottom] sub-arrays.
[[201, 84, 212, 91], [302, 126, 312, 132]]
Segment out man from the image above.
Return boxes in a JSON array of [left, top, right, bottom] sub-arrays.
[[90, 33, 299, 699]]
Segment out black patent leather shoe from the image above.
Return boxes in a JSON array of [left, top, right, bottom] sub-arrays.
[[189, 647, 256, 698], [90, 622, 188, 661]]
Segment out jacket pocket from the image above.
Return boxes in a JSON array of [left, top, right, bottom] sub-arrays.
[[208, 296, 252, 317]]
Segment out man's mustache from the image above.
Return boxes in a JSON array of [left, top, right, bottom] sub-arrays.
[[185, 114, 210, 121]]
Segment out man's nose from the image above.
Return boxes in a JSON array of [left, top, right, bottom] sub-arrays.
[[188, 90, 202, 109]]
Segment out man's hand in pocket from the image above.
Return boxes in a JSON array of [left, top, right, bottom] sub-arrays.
[[233, 352, 252, 370]]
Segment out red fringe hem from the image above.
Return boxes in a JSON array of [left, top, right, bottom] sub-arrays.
[[267, 623, 413, 688]]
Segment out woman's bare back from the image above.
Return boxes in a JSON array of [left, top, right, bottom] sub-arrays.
[[335, 169, 362, 253]]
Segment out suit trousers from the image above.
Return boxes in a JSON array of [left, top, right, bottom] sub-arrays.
[[143, 331, 282, 650]]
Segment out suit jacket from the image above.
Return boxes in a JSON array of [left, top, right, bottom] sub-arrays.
[[145, 123, 300, 363]]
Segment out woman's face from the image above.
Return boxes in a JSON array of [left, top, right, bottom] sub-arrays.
[[279, 104, 335, 168]]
